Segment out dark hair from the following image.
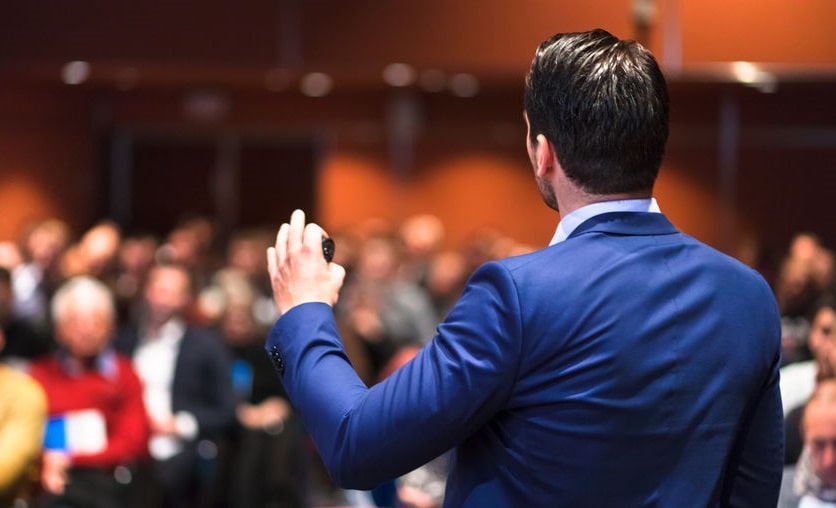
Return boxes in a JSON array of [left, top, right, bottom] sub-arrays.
[[811, 292, 836, 321], [523, 28, 669, 195]]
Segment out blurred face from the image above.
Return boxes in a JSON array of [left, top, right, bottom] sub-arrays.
[[810, 307, 836, 376], [221, 302, 256, 346], [144, 266, 191, 326], [806, 401, 836, 487], [357, 238, 398, 281], [119, 237, 157, 274], [56, 305, 114, 361], [228, 239, 264, 277], [28, 227, 66, 268], [426, 251, 466, 296]]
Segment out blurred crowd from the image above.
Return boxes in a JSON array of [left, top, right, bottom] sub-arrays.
[[0, 213, 535, 508], [0, 213, 834, 507]]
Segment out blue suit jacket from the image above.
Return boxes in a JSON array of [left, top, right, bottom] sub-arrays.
[[266, 212, 784, 507]]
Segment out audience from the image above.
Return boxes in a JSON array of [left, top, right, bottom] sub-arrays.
[[212, 268, 308, 508], [28, 276, 150, 508], [783, 294, 836, 465], [776, 233, 835, 366], [335, 229, 439, 384], [0, 212, 831, 507]]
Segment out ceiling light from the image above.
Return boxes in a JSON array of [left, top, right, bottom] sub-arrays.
[[731, 61, 778, 93], [61, 61, 90, 85], [731, 61, 759, 84], [382, 63, 416, 87], [300, 72, 333, 97], [449, 73, 479, 97], [182, 90, 229, 122]]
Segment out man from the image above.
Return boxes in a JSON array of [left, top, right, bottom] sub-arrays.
[[264, 29, 784, 506], [115, 262, 236, 508], [28, 276, 149, 508], [779, 378, 836, 506]]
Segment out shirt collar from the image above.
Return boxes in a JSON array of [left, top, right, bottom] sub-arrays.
[[549, 198, 661, 246], [141, 316, 187, 345], [58, 347, 118, 379]]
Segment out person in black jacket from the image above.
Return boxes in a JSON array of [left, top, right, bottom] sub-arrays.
[[115, 262, 236, 508]]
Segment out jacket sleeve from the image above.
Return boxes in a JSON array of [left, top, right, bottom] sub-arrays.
[[719, 346, 785, 506], [267, 261, 523, 489]]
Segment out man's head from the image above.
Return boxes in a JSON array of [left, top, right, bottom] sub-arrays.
[[523, 28, 669, 199], [809, 294, 836, 377], [143, 263, 193, 328], [51, 276, 116, 361], [803, 378, 836, 487]]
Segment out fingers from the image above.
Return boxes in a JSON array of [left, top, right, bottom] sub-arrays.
[[303, 221, 326, 258], [267, 221, 289, 280], [266, 246, 277, 278], [287, 209, 306, 256], [276, 222, 289, 263], [283, 209, 329, 262]]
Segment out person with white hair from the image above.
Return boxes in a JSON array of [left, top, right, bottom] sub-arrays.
[[28, 276, 149, 508]]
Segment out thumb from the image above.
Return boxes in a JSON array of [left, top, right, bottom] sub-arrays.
[[329, 263, 347, 305]]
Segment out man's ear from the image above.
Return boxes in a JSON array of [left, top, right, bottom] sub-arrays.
[[533, 134, 556, 178]]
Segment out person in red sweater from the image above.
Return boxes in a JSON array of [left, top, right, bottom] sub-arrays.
[[28, 276, 150, 508]]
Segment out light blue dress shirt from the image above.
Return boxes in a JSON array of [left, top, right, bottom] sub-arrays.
[[550, 198, 661, 245]]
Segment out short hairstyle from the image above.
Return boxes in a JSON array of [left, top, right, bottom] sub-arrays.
[[523, 28, 669, 195], [810, 292, 836, 321], [802, 377, 836, 436], [51, 276, 116, 324]]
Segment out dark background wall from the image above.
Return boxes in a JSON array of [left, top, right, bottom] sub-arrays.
[[1, 0, 834, 265]]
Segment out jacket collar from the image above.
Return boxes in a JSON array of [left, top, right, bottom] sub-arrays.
[[567, 212, 679, 240]]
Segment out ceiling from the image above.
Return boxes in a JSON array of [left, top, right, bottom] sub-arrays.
[[1, 0, 835, 95]]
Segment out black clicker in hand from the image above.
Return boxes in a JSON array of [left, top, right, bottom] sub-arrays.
[[321, 237, 335, 263]]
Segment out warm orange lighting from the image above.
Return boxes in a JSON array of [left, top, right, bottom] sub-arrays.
[[0, 172, 61, 241]]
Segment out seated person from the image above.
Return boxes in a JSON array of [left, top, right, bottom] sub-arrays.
[[0, 266, 53, 368], [114, 262, 236, 508], [28, 276, 150, 508], [0, 327, 48, 506], [780, 377, 836, 507]]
